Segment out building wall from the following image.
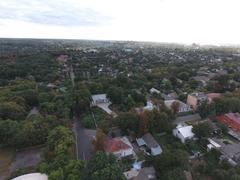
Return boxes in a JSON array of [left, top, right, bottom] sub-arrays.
[[113, 148, 133, 158], [187, 95, 198, 110], [151, 146, 162, 156]]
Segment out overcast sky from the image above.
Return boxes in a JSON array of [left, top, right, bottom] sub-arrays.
[[0, 0, 239, 45]]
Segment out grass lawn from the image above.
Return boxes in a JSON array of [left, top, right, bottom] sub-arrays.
[[81, 107, 110, 129], [0, 148, 15, 180]]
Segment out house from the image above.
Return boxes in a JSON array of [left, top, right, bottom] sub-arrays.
[[136, 133, 162, 156], [143, 101, 155, 111], [213, 138, 240, 166], [149, 88, 160, 94], [104, 136, 134, 159], [187, 92, 207, 110], [164, 100, 191, 113], [193, 76, 210, 86], [161, 91, 178, 101], [207, 138, 221, 151], [91, 94, 109, 106], [124, 167, 156, 180], [206, 93, 221, 103], [173, 124, 195, 143], [217, 113, 240, 131]]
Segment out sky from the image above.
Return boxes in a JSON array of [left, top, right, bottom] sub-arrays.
[[0, 0, 240, 45]]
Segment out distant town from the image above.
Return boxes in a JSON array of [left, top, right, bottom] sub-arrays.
[[1, 38, 240, 180]]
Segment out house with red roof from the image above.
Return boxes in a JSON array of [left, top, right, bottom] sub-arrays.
[[104, 136, 135, 159], [217, 113, 240, 131]]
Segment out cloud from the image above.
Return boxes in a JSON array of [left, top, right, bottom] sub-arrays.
[[0, 0, 112, 26]]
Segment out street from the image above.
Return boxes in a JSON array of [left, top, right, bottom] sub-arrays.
[[73, 117, 92, 160]]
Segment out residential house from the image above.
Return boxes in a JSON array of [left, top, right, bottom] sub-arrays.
[[149, 88, 160, 94], [193, 76, 210, 86], [136, 133, 162, 156], [213, 138, 240, 166], [187, 92, 207, 110], [207, 138, 221, 151], [173, 124, 195, 143], [164, 100, 191, 113], [91, 94, 110, 106], [143, 101, 155, 111], [217, 113, 240, 131], [162, 92, 177, 100], [104, 136, 134, 159]]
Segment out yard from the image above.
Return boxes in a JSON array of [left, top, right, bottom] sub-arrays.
[[0, 148, 15, 180], [81, 107, 111, 129], [10, 147, 44, 173]]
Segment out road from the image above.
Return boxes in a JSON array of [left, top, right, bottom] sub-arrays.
[[73, 117, 92, 160]]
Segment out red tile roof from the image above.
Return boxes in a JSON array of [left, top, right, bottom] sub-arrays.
[[104, 137, 131, 153], [217, 113, 240, 131], [225, 113, 240, 124]]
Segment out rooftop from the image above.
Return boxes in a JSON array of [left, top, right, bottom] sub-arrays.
[[92, 94, 107, 101], [105, 136, 132, 153], [225, 113, 240, 124], [176, 125, 194, 138], [142, 133, 159, 148], [190, 92, 207, 99], [12, 173, 48, 180]]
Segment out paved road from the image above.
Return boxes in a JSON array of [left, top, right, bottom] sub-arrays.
[[73, 117, 92, 160]]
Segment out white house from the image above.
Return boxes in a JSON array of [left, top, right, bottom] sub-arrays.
[[164, 100, 192, 113], [150, 88, 160, 94], [143, 101, 155, 111], [91, 94, 109, 106], [136, 133, 162, 156], [173, 124, 195, 143], [12, 173, 48, 180], [104, 136, 134, 159]]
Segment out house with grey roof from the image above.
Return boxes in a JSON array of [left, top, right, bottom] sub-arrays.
[[136, 133, 162, 156]]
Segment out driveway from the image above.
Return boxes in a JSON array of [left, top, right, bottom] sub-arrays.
[[96, 103, 117, 117]]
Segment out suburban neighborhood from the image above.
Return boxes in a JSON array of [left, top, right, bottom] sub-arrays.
[[1, 39, 240, 180]]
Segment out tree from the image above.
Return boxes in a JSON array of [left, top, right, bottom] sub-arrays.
[[107, 86, 123, 104], [47, 126, 74, 156], [178, 72, 189, 81], [64, 160, 85, 180], [197, 101, 215, 118], [49, 168, 64, 180], [0, 119, 20, 146], [84, 152, 125, 180], [91, 164, 125, 180], [171, 101, 180, 113], [91, 129, 106, 152], [0, 101, 26, 120], [73, 83, 91, 114], [113, 112, 139, 134], [192, 122, 213, 138]]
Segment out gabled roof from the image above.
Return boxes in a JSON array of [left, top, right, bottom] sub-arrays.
[[91, 94, 107, 101], [104, 137, 131, 153], [142, 133, 159, 149], [176, 125, 194, 138]]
